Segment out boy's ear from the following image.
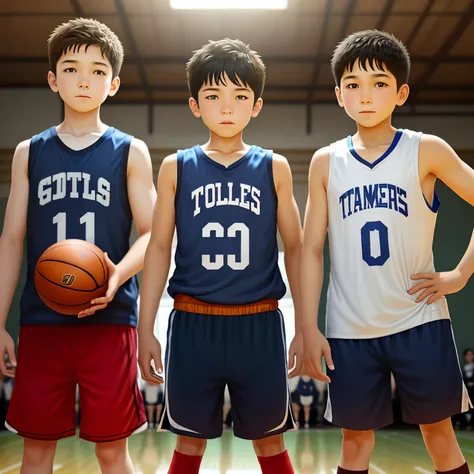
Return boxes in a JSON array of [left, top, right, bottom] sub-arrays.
[[189, 97, 201, 117], [335, 86, 344, 108], [397, 84, 410, 106], [251, 98, 263, 118], [48, 71, 59, 93], [108, 76, 121, 97]]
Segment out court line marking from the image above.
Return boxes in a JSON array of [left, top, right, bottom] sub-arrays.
[[0, 463, 62, 474], [369, 463, 387, 474], [0, 463, 21, 474]]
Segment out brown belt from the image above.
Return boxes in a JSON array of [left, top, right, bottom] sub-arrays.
[[173, 294, 279, 316]]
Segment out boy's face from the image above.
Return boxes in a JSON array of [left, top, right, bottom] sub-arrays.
[[466, 351, 474, 364], [48, 44, 120, 112], [335, 60, 409, 128], [189, 73, 263, 138]]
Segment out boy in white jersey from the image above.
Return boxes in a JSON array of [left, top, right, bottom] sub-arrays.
[[301, 30, 474, 474]]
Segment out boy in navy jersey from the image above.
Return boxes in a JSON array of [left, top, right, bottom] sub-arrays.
[[300, 30, 474, 474], [138, 39, 303, 474], [0, 18, 156, 473]]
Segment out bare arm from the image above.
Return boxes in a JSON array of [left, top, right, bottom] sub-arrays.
[[80, 138, 156, 316], [0, 140, 30, 375], [409, 136, 474, 303], [119, 138, 157, 280], [300, 147, 334, 382], [273, 154, 303, 376], [456, 229, 474, 282], [138, 154, 177, 384]]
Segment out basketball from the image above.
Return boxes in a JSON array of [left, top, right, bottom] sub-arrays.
[[34, 239, 109, 315]]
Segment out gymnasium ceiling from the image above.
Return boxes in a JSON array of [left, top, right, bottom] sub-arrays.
[[1, 0, 474, 107]]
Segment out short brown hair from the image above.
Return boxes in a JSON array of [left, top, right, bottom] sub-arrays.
[[186, 39, 266, 104], [48, 18, 124, 78], [331, 30, 410, 89]]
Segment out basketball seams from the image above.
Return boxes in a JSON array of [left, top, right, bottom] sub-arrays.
[[37, 259, 100, 288], [36, 288, 94, 308], [36, 268, 107, 293], [42, 242, 107, 285]]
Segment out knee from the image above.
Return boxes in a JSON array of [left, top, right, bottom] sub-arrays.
[[421, 418, 455, 447], [342, 429, 375, 453], [253, 434, 285, 457], [176, 436, 207, 456], [23, 440, 57, 466], [95, 441, 127, 468]]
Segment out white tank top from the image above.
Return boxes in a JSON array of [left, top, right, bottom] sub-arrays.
[[326, 129, 449, 339]]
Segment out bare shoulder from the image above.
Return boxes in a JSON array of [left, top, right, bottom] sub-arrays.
[[271, 153, 293, 194], [128, 138, 152, 168], [12, 139, 31, 171], [419, 134, 453, 155], [309, 146, 331, 185], [158, 153, 178, 187], [310, 146, 331, 168], [272, 152, 291, 174]]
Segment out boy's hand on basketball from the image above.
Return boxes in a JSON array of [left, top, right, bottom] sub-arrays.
[[0, 329, 17, 377], [288, 332, 304, 378], [302, 327, 334, 383], [78, 253, 120, 318], [409, 269, 468, 304], [138, 333, 164, 385]]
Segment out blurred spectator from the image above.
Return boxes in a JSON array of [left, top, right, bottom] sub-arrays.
[[223, 385, 231, 428], [289, 376, 301, 428], [143, 381, 164, 429], [297, 376, 318, 429], [462, 349, 474, 430]]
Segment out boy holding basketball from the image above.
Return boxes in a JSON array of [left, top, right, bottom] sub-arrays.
[[300, 30, 474, 474], [0, 18, 156, 473], [138, 39, 302, 474]]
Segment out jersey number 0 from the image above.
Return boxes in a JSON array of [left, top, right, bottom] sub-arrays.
[[201, 222, 249, 271]]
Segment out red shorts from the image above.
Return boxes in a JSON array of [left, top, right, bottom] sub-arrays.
[[6, 324, 147, 442]]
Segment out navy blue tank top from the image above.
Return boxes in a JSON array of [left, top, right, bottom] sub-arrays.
[[20, 126, 138, 326], [168, 145, 286, 305]]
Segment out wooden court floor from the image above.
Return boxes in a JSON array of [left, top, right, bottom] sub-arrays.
[[1, 428, 474, 473]]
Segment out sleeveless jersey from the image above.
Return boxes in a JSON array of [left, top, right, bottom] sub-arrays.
[[20, 126, 139, 326], [167, 145, 286, 304], [326, 129, 449, 339]]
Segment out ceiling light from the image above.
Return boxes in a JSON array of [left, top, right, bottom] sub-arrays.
[[170, 0, 288, 9]]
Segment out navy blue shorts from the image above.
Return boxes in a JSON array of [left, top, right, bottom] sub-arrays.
[[158, 309, 296, 440], [325, 320, 471, 430]]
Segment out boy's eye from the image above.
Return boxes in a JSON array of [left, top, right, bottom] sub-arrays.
[[346, 83, 358, 89], [375, 82, 387, 87], [94, 70, 106, 76], [64, 68, 76, 73], [236, 95, 248, 100], [206, 95, 218, 100]]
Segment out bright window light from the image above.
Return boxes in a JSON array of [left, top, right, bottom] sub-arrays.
[[170, 0, 288, 9]]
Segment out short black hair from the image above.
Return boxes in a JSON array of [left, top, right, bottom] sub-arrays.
[[48, 18, 124, 78], [186, 38, 266, 104], [331, 30, 410, 89]]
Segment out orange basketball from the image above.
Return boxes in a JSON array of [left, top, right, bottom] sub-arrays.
[[34, 239, 109, 315]]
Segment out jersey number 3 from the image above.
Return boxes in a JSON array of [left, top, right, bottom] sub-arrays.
[[202, 222, 249, 271], [361, 221, 390, 266], [53, 212, 95, 245]]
